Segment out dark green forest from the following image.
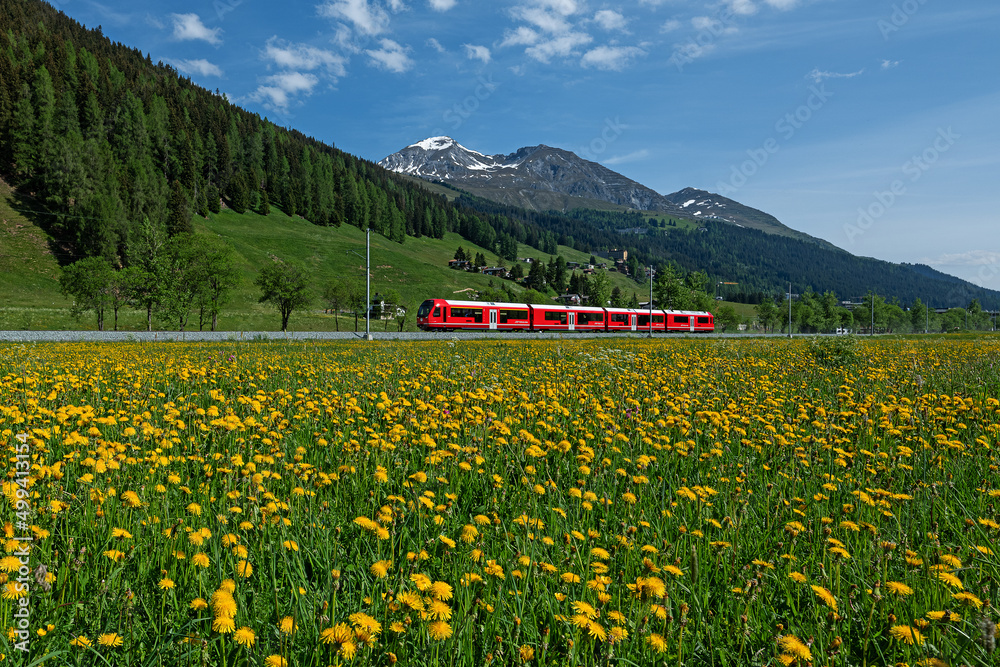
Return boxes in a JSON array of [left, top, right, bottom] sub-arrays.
[[1, 0, 998, 311]]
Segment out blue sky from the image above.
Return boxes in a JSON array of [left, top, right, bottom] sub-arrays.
[[59, 0, 1000, 287]]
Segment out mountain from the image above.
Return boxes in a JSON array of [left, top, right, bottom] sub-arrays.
[[379, 137, 835, 248]]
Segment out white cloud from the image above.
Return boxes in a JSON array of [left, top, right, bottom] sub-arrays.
[[881, 59, 901, 70], [660, 19, 681, 33], [386, 0, 406, 10], [603, 148, 650, 165], [428, 0, 457, 10], [427, 37, 446, 52], [691, 16, 737, 35], [249, 71, 321, 112], [809, 68, 864, 84], [504, 0, 593, 64], [500, 26, 541, 47], [264, 37, 347, 76], [170, 13, 221, 45], [463, 44, 491, 63], [594, 9, 628, 31], [366, 38, 414, 73], [581, 45, 645, 71], [526, 32, 592, 63], [171, 58, 224, 78], [318, 0, 390, 36], [728, 0, 758, 16]]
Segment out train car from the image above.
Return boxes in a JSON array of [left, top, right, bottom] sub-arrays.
[[416, 299, 531, 331], [665, 310, 714, 333], [605, 307, 641, 332], [529, 304, 607, 332]]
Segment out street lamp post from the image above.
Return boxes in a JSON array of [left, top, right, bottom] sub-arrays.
[[787, 283, 792, 339], [648, 266, 653, 338], [346, 228, 372, 341]]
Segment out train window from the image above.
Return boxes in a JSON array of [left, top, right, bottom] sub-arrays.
[[417, 301, 433, 318], [499, 309, 529, 324], [611, 313, 628, 324], [577, 311, 604, 325], [673, 316, 689, 325], [432, 307, 440, 318], [655, 315, 664, 324], [451, 308, 483, 323], [544, 311, 568, 324], [697, 316, 711, 324]]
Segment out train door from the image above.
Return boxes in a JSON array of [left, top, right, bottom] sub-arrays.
[[489, 309, 497, 330], [568, 312, 576, 331], [690, 318, 695, 332], [630, 314, 637, 331]]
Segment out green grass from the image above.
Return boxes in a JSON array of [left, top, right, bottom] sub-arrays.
[[0, 185, 650, 331]]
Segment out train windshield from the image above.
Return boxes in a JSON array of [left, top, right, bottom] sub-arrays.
[[417, 300, 434, 318]]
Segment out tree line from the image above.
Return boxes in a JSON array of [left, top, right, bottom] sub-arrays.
[[59, 229, 239, 331]]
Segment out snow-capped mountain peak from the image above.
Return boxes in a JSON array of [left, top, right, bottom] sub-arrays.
[[410, 136, 457, 151]]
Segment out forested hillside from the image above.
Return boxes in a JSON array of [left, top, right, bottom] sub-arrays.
[[0, 0, 548, 266]]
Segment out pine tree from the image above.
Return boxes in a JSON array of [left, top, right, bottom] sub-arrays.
[[257, 189, 270, 216], [167, 180, 193, 235]]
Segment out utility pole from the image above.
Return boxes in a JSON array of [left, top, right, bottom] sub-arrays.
[[787, 283, 792, 339], [925, 299, 928, 334], [648, 266, 653, 338], [366, 227, 371, 341], [870, 293, 874, 337]]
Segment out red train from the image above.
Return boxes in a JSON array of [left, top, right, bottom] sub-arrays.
[[416, 299, 714, 333]]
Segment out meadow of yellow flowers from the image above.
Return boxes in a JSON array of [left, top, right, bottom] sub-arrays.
[[0, 337, 998, 666]]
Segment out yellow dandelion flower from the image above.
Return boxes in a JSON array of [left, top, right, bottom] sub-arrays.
[[776, 635, 812, 661], [428, 620, 453, 640], [98, 633, 124, 647], [788, 572, 807, 584], [158, 577, 175, 590], [370, 560, 392, 578], [646, 633, 668, 653], [572, 600, 598, 619], [213, 616, 236, 634], [190, 597, 208, 610], [278, 616, 297, 634], [429, 580, 453, 600], [265, 656, 288, 667], [236, 560, 253, 578], [926, 610, 962, 622], [349, 612, 382, 635], [519, 644, 535, 662], [952, 592, 983, 609], [889, 625, 924, 645], [234, 627, 255, 647], [934, 571, 963, 589], [104, 549, 126, 562], [70, 635, 92, 648], [191, 553, 210, 568], [885, 581, 913, 596]]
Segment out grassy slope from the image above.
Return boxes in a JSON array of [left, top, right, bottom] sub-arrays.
[[0, 186, 648, 331]]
